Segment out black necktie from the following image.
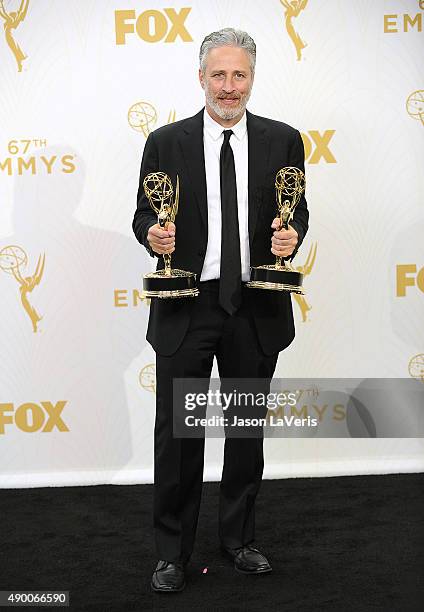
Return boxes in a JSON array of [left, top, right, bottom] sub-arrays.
[[219, 129, 242, 315]]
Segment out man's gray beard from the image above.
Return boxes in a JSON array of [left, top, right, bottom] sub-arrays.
[[205, 88, 251, 120]]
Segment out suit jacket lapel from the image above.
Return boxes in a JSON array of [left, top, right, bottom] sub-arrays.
[[177, 109, 270, 241], [247, 110, 270, 243], [178, 109, 208, 230]]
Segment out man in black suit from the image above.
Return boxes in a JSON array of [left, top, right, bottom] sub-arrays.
[[133, 28, 309, 593]]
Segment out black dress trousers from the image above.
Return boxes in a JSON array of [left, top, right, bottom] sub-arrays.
[[154, 281, 278, 564]]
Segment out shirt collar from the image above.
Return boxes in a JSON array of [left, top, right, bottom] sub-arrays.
[[203, 108, 247, 142]]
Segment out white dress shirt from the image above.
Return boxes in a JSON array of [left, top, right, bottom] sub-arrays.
[[200, 108, 250, 282]]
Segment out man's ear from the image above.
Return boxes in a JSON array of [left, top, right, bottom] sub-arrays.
[[198, 68, 205, 90]]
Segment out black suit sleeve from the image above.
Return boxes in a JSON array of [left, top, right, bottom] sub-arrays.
[[288, 130, 309, 260], [133, 133, 161, 258]]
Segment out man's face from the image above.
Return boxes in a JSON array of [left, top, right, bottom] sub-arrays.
[[199, 46, 254, 124]]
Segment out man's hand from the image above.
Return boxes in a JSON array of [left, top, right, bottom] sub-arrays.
[[147, 222, 176, 255], [270, 218, 298, 258]]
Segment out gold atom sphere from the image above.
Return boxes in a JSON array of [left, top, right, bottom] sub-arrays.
[[406, 90, 424, 122], [408, 354, 424, 382], [0, 245, 27, 274], [143, 172, 174, 204], [275, 166, 305, 197], [139, 363, 156, 393], [128, 101, 158, 134]]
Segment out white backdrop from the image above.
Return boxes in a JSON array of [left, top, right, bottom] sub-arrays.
[[0, 0, 423, 487]]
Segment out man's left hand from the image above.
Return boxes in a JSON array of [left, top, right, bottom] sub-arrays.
[[270, 218, 298, 258]]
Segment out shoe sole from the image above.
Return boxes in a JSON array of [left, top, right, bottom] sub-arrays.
[[151, 582, 186, 593], [235, 566, 272, 575]]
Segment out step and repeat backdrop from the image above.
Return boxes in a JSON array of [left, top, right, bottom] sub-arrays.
[[0, 0, 423, 487]]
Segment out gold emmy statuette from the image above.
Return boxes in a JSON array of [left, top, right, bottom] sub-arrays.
[[0, 0, 30, 72], [247, 166, 306, 294], [142, 172, 199, 298], [0, 244, 45, 332], [280, 0, 308, 61]]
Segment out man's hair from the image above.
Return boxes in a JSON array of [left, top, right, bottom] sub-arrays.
[[199, 28, 256, 75]]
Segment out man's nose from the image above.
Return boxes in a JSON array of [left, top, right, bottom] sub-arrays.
[[222, 76, 235, 92]]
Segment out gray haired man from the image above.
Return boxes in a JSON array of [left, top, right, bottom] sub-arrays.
[[133, 27, 309, 593]]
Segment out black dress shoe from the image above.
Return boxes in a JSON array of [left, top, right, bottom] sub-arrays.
[[221, 545, 272, 575], [151, 560, 186, 592]]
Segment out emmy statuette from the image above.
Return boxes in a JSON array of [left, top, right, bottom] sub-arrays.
[[247, 166, 306, 294], [142, 172, 199, 298]]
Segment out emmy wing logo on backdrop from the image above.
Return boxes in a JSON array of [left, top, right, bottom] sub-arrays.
[[139, 364, 156, 394], [0, 0, 29, 72], [406, 90, 424, 126], [409, 354, 424, 382], [0, 245, 45, 332], [280, 0, 308, 61], [128, 101, 176, 137], [292, 242, 317, 322]]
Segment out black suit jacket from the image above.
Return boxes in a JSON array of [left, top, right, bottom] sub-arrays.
[[133, 109, 309, 356]]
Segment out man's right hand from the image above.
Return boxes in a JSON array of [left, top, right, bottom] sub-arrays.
[[147, 222, 176, 255]]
